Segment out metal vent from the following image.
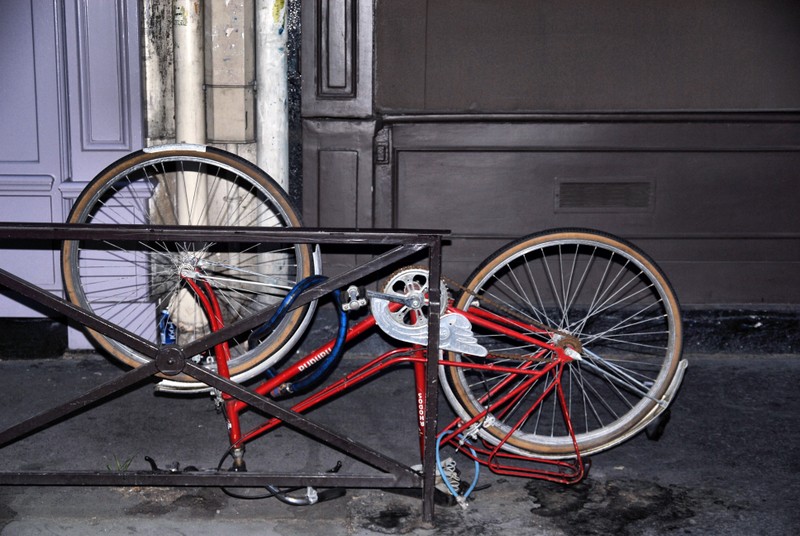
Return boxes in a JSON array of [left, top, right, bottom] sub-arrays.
[[556, 179, 654, 212]]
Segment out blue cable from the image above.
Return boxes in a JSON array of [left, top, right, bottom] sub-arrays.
[[247, 275, 327, 349], [282, 288, 347, 394], [435, 432, 481, 503]]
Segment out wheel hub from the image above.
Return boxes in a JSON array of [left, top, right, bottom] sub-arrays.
[[177, 252, 203, 278], [553, 333, 583, 360]]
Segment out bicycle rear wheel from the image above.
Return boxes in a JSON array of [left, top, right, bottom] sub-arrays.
[[440, 229, 683, 458], [62, 145, 318, 391]]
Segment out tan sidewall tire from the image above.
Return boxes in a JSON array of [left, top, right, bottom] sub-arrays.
[[62, 148, 315, 384], [445, 229, 682, 457]]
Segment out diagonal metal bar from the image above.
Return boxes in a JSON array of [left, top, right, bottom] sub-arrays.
[[0, 267, 158, 358], [0, 361, 159, 448], [181, 243, 428, 357], [0, 241, 424, 361], [182, 361, 421, 482]]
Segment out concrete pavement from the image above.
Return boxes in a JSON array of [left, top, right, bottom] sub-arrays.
[[0, 352, 797, 535]]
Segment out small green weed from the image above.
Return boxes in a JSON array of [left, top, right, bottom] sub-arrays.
[[107, 453, 136, 473]]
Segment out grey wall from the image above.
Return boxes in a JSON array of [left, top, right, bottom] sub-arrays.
[[376, 0, 800, 113], [303, 0, 800, 307]]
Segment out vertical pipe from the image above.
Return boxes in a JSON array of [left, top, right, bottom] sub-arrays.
[[174, 0, 207, 227], [173, 0, 207, 331], [255, 0, 289, 191], [255, 0, 290, 297], [173, 0, 206, 146]]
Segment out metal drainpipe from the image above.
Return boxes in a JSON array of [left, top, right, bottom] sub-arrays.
[[173, 0, 207, 332], [173, 0, 207, 225], [255, 0, 289, 191]]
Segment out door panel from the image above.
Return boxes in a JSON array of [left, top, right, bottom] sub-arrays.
[[0, 2, 40, 163], [375, 120, 800, 306], [0, 0, 142, 321], [0, 181, 59, 316], [65, 0, 142, 182], [0, 0, 62, 175]]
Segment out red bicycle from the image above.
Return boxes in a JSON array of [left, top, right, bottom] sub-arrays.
[[59, 146, 686, 506]]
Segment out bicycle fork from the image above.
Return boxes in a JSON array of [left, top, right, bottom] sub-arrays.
[[181, 276, 243, 453]]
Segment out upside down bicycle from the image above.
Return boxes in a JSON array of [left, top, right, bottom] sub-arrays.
[[59, 144, 687, 506]]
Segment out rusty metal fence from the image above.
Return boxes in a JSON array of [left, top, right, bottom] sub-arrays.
[[0, 223, 448, 522]]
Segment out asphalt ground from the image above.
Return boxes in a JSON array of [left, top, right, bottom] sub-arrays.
[[0, 351, 797, 535]]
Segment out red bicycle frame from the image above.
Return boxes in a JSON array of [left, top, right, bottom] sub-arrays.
[[184, 275, 587, 484]]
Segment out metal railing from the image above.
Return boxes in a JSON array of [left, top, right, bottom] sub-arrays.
[[0, 222, 448, 522]]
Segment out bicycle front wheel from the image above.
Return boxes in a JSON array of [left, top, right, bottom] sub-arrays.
[[62, 145, 318, 391], [440, 229, 682, 458]]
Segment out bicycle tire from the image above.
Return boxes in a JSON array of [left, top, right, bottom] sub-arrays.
[[62, 145, 318, 391], [440, 229, 683, 458]]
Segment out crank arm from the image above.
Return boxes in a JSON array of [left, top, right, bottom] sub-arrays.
[[366, 290, 424, 308]]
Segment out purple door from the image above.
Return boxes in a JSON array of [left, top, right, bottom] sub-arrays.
[[0, 0, 142, 326]]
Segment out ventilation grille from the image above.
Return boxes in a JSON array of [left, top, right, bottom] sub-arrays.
[[556, 179, 654, 213]]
